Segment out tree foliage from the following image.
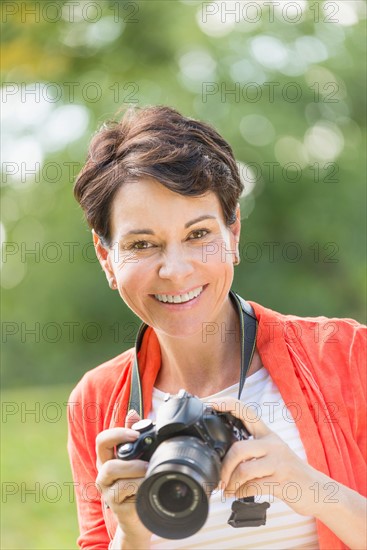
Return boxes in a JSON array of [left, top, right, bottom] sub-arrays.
[[1, 0, 366, 388]]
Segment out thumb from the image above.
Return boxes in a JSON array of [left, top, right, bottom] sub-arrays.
[[125, 408, 141, 429]]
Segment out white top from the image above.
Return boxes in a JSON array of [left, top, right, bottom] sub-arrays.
[[148, 367, 319, 549]]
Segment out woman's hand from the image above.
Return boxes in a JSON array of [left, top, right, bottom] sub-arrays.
[[212, 397, 319, 516], [212, 397, 367, 549], [95, 410, 152, 549]]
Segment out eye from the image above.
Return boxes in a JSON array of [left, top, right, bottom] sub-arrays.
[[188, 229, 209, 240], [129, 240, 154, 250]]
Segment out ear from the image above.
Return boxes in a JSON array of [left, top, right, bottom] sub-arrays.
[[92, 230, 115, 282], [229, 204, 241, 255]]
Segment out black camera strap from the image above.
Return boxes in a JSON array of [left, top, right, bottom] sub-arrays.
[[128, 290, 257, 418]]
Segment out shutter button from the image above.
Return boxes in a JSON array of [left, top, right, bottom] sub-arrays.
[[132, 419, 153, 433], [117, 442, 134, 455]]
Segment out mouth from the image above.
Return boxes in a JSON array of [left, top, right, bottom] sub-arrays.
[[153, 285, 206, 304]]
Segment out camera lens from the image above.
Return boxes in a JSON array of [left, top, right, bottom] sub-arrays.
[[136, 436, 221, 539], [147, 471, 200, 520], [158, 479, 194, 514]]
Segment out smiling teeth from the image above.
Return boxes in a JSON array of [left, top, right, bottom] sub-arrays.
[[155, 286, 203, 303]]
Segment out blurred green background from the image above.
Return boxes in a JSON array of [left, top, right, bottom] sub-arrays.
[[1, 0, 366, 548]]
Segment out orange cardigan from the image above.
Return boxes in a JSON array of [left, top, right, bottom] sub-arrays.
[[67, 300, 366, 549]]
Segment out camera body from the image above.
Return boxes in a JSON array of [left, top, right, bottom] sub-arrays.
[[116, 389, 250, 539], [117, 389, 250, 462]]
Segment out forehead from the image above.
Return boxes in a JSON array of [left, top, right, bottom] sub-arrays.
[[109, 178, 224, 236]]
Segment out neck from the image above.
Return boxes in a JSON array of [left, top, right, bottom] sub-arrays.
[[154, 296, 243, 397]]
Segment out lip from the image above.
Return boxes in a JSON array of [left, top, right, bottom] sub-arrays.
[[150, 284, 208, 309]]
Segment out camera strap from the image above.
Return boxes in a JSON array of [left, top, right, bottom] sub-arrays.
[[128, 290, 258, 417]]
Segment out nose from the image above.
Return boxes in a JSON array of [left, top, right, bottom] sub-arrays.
[[158, 245, 195, 281]]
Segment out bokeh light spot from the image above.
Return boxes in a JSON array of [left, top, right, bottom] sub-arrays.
[[240, 114, 275, 146], [304, 121, 344, 162], [40, 105, 90, 153], [274, 136, 309, 168]]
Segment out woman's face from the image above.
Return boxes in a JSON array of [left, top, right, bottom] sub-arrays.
[[95, 178, 241, 339]]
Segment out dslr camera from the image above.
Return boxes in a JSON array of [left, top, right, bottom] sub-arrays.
[[117, 389, 268, 540]]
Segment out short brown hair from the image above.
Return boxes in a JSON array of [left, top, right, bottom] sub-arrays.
[[74, 105, 243, 246]]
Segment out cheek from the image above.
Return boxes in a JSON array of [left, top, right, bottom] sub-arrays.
[[201, 238, 235, 266], [113, 257, 154, 292]]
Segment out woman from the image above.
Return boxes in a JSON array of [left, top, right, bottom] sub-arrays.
[[68, 106, 366, 549]]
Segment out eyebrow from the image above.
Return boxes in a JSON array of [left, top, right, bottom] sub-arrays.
[[120, 215, 217, 238]]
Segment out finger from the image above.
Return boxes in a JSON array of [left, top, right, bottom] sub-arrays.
[[224, 456, 275, 496], [96, 427, 139, 467], [96, 459, 148, 490], [210, 397, 271, 438], [232, 475, 278, 500], [125, 409, 141, 429], [102, 476, 145, 508], [220, 438, 268, 486]]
